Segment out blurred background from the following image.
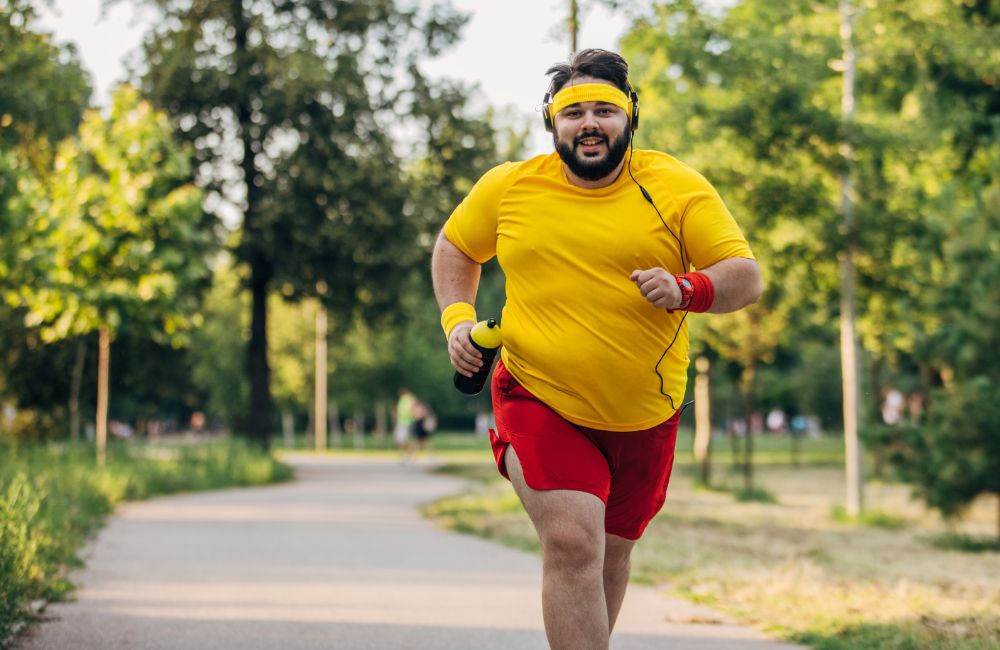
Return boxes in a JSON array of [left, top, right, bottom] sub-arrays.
[[1, 0, 997, 531]]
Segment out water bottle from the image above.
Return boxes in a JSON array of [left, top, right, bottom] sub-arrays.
[[453, 319, 502, 395]]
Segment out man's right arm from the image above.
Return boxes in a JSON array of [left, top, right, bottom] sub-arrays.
[[431, 228, 484, 377]]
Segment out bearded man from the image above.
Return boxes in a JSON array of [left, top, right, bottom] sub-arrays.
[[431, 49, 762, 650]]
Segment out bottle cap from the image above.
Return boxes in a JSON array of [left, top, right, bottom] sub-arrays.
[[470, 318, 502, 348]]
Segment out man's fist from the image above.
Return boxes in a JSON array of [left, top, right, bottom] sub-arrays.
[[630, 267, 681, 311]]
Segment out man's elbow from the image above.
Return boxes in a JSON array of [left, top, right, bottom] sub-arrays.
[[747, 264, 764, 306], [734, 260, 763, 311]]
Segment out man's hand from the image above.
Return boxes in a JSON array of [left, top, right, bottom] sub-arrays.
[[630, 267, 681, 311], [448, 321, 482, 377]]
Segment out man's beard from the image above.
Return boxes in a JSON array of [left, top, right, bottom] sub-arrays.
[[554, 127, 631, 181]]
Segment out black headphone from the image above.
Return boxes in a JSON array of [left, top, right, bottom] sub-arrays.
[[542, 85, 640, 133]]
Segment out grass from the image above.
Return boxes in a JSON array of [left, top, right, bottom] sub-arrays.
[[422, 431, 1000, 649], [0, 437, 292, 648]]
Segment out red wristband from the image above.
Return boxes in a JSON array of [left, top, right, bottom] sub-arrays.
[[680, 272, 714, 313]]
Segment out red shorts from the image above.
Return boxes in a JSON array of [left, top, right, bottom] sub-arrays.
[[489, 360, 679, 540]]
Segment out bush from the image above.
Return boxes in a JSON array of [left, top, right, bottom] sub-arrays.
[[0, 474, 43, 642]]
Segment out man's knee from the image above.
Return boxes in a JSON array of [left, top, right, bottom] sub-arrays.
[[541, 521, 604, 571], [604, 536, 634, 573]]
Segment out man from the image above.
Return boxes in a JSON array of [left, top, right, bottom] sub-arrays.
[[431, 49, 762, 650]]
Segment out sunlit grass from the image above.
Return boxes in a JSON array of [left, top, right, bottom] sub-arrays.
[[423, 436, 1000, 650]]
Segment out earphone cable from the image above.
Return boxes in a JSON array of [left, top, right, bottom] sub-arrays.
[[626, 139, 690, 412]]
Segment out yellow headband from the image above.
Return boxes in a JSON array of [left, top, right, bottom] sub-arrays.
[[550, 83, 632, 120]]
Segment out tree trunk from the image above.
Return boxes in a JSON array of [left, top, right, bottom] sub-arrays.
[[96, 326, 110, 466], [352, 411, 365, 449], [373, 399, 387, 447], [248, 271, 272, 448], [729, 419, 741, 470], [840, 0, 864, 516], [329, 400, 342, 448], [234, 0, 272, 449], [69, 339, 86, 441], [281, 411, 294, 448], [314, 306, 327, 451], [568, 0, 579, 55]]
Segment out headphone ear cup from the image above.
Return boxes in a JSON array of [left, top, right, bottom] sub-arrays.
[[542, 92, 553, 132]]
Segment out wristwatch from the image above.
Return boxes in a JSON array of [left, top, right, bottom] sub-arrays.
[[670, 274, 694, 313]]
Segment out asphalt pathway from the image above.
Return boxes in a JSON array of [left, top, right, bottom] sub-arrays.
[[17, 454, 804, 649]]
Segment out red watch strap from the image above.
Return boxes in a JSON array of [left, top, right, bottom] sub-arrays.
[[670, 272, 714, 313]]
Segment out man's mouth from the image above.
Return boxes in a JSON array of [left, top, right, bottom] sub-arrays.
[[575, 134, 607, 156]]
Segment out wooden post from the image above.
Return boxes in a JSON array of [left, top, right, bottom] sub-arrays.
[[693, 357, 712, 486], [96, 326, 110, 466], [314, 304, 327, 451], [840, 0, 864, 516]]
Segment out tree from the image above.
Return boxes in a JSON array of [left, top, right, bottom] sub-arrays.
[[0, 0, 91, 438], [135, 0, 472, 448], [12, 84, 213, 463], [892, 173, 1000, 537]]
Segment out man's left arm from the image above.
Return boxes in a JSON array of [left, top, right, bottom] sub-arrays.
[[630, 257, 762, 314], [699, 256, 762, 313]]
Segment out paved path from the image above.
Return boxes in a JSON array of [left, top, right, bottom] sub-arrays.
[[17, 454, 803, 649]]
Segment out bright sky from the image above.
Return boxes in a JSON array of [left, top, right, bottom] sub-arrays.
[[37, 0, 630, 157]]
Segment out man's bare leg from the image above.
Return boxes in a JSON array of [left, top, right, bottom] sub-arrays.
[[505, 447, 609, 650], [604, 533, 635, 631]]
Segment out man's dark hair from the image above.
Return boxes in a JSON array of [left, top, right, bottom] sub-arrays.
[[545, 49, 631, 95]]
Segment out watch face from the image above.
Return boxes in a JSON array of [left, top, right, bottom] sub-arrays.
[[680, 278, 693, 289]]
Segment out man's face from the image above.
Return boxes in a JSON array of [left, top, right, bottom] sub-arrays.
[[551, 78, 631, 182]]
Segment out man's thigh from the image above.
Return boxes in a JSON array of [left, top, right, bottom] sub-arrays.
[[504, 445, 605, 540]]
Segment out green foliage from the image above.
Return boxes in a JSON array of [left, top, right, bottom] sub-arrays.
[[930, 534, 1000, 554], [890, 380, 1000, 521], [10, 84, 214, 344], [0, 0, 90, 156], [733, 485, 778, 504], [0, 473, 43, 643], [0, 3, 91, 426], [0, 438, 291, 643], [189, 260, 250, 432]]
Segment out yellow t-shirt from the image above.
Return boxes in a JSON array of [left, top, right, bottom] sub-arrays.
[[444, 150, 754, 430]]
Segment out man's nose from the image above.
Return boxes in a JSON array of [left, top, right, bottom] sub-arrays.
[[580, 109, 600, 129]]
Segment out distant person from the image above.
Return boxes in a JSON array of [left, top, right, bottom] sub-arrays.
[[394, 387, 417, 459], [766, 408, 786, 434], [411, 398, 436, 457], [881, 387, 905, 426], [431, 49, 761, 650]]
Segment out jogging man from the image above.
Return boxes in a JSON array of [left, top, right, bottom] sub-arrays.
[[431, 49, 762, 650]]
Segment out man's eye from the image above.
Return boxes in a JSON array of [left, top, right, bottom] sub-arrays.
[[565, 110, 581, 118]]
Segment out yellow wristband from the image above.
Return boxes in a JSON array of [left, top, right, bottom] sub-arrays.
[[440, 302, 477, 340]]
